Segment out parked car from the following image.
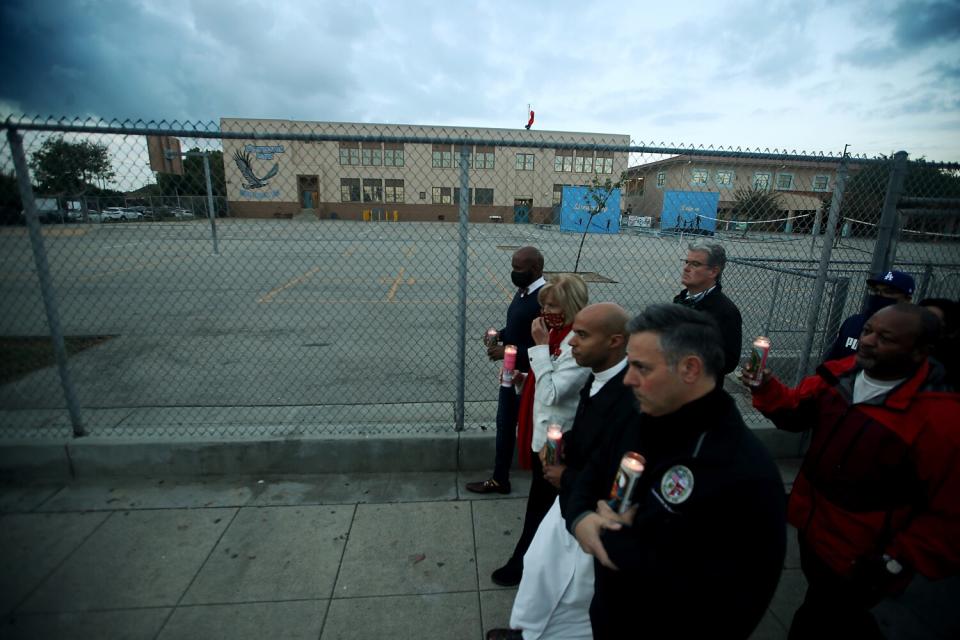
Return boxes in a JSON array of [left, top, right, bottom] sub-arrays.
[[169, 208, 195, 219], [103, 207, 144, 221]]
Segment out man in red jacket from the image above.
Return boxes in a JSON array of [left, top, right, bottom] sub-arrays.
[[743, 303, 960, 639]]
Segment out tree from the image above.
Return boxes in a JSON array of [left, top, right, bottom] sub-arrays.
[[0, 172, 23, 225], [732, 186, 782, 236], [574, 173, 624, 273], [837, 156, 960, 237], [29, 136, 115, 195], [155, 148, 226, 215]]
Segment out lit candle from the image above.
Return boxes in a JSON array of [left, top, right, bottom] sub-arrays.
[[607, 451, 646, 514], [748, 336, 771, 387], [503, 344, 517, 370], [485, 328, 499, 347], [545, 423, 564, 465], [501, 344, 518, 387]]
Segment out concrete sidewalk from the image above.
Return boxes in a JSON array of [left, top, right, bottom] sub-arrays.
[[0, 471, 806, 640]]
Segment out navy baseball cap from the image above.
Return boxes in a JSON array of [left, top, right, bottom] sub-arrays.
[[866, 270, 915, 296]]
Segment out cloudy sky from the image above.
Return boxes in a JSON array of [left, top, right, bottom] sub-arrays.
[[1, 0, 958, 161]]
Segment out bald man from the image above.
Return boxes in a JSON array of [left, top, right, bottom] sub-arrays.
[[488, 303, 638, 640]]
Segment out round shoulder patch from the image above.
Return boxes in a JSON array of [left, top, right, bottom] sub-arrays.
[[660, 465, 695, 504]]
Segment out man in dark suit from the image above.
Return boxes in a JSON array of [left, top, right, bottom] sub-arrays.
[[673, 241, 742, 379], [486, 302, 636, 640], [467, 246, 545, 495]]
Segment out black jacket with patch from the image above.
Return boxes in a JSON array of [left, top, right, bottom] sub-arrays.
[[565, 387, 786, 640]]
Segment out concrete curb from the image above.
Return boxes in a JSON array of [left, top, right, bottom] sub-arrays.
[[0, 427, 802, 479]]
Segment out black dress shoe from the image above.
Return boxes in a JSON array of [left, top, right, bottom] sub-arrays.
[[491, 561, 522, 586], [486, 628, 523, 640], [465, 478, 511, 494]]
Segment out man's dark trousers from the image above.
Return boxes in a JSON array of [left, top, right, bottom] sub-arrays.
[[493, 385, 519, 485]]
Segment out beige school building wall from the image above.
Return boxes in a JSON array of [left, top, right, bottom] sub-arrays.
[[623, 155, 856, 229], [221, 118, 630, 222]]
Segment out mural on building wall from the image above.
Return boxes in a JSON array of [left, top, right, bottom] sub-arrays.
[[233, 144, 284, 199]]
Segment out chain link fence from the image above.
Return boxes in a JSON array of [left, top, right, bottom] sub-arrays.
[[1, 117, 958, 439]]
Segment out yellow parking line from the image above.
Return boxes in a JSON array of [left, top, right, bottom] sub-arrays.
[[386, 267, 406, 302], [258, 266, 322, 304], [483, 265, 511, 299]]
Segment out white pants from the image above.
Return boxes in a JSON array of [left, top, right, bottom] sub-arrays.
[[510, 497, 594, 640]]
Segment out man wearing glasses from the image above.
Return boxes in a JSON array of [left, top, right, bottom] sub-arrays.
[[673, 242, 743, 379]]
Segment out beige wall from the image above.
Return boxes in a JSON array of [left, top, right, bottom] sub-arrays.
[[221, 118, 629, 219], [624, 156, 853, 223]]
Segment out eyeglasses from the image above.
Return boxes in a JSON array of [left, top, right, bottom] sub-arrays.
[[682, 259, 708, 268]]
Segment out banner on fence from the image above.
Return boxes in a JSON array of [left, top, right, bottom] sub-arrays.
[[559, 185, 621, 234], [661, 190, 719, 235]]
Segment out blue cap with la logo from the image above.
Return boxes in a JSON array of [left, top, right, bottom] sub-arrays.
[[866, 270, 915, 296]]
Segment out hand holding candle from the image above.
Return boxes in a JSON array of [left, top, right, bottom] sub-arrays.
[[484, 328, 499, 348], [743, 336, 771, 387]]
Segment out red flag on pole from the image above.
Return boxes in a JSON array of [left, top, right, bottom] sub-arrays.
[[525, 108, 535, 130]]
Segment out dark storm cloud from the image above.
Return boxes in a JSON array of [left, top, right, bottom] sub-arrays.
[[836, 0, 960, 70], [889, 0, 960, 46], [0, 0, 364, 122]]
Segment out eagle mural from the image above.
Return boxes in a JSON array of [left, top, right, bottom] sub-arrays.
[[233, 150, 279, 189]]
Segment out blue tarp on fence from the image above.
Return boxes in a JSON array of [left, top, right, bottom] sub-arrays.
[[661, 191, 720, 235], [559, 185, 621, 234]]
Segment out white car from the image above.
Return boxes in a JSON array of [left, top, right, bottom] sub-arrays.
[[103, 207, 143, 221], [169, 208, 195, 219]]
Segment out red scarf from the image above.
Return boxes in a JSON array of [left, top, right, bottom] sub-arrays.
[[516, 324, 573, 469]]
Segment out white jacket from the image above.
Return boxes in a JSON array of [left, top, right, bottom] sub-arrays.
[[527, 333, 591, 452]]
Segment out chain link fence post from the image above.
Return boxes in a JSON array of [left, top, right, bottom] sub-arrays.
[[5, 125, 85, 437], [823, 276, 850, 355], [454, 144, 471, 431], [869, 150, 909, 277], [203, 152, 220, 255], [795, 155, 848, 384]]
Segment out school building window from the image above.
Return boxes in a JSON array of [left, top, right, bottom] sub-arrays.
[[753, 172, 771, 190], [432, 186, 452, 204], [595, 152, 613, 174], [362, 178, 383, 202], [453, 187, 472, 205], [475, 188, 494, 205], [340, 178, 361, 202], [362, 147, 382, 166], [339, 142, 360, 166], [715, 170, 734, 188], [474, 146, 495, 169], [516, 153, 535, 171], [385, 179, 404, 203], [690, 168, 709, 186], [432, 145, 453, 168], [812, 175, 829, 191], [553, 184, 564, 206], [384, 144, 405, 167], [555, 151, 574, 172], [776, 173, 794, 190], [656, 171, 666, 188]]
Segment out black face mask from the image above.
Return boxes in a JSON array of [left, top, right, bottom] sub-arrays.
[[511, 270, 535, 289], [865, 294, 897, 317]]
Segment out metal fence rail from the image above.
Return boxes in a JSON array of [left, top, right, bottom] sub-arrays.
[[1, 117, 957, 439]]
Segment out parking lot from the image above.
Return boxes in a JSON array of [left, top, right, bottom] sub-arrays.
[[1, 219, 956, 436]]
